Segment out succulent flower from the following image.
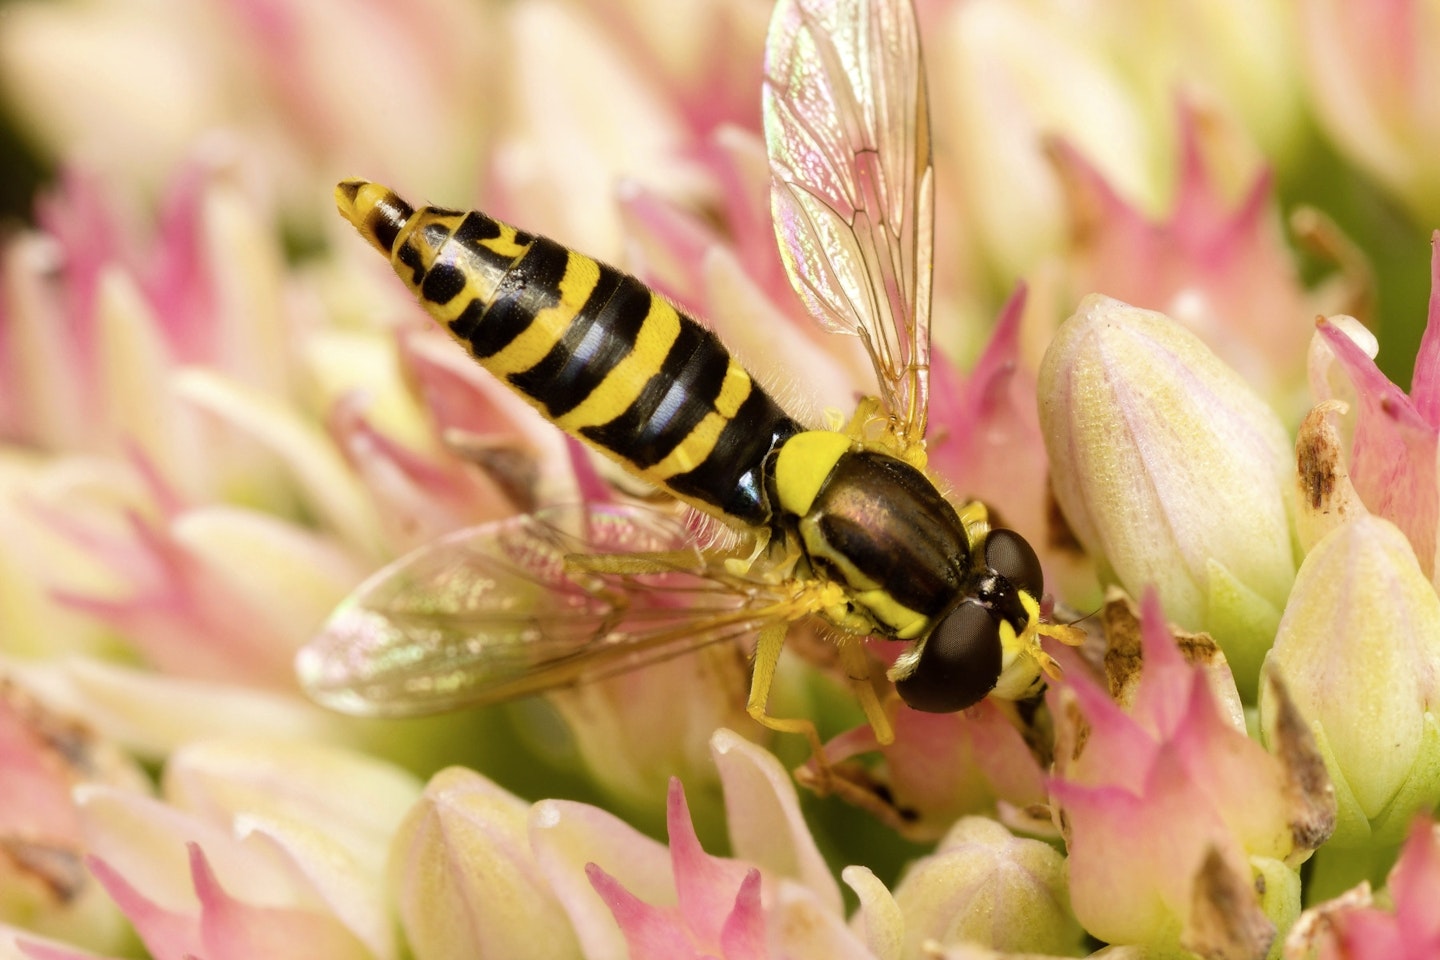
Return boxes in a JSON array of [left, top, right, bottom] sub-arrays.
[[1038, 294, 1298, 698], [881, 816, 1081, 956], [1261, 515, 1440, 851], [1296, 0, 1440, 224], [1303, 236, 1440, 585], [1049, 591, 1333, 956], [1284, 816, 1440, 959]]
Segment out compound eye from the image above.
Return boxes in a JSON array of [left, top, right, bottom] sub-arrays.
[[893, 600, 1003, 713], [985, 528, 1043, 598]]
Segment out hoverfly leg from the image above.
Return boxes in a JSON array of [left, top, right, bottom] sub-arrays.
[[836, 637, 894, 746], [746, 620, 829, 780]]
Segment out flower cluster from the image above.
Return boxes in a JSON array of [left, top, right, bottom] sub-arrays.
[[2, 1, 1440, 959]]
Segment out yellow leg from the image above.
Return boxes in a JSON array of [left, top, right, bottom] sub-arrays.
[[747, 621, 824, 750], [836, 638, 894, 745]]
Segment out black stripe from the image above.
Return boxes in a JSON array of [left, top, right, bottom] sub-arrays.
[[467, 235, 571, 359], [507, 267, 643, 416], [396, 241, 426, 286], [421, 261, 467, 305], [367, 192, 412, 251], [454, 211, 534, 252], [454, 211, 500, 247], [667, 392, 800, 524], [579, 317, 729, 467], [448, 298, 485, 342]]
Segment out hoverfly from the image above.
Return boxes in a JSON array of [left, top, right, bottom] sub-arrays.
[[297, 0, 1078, 763]]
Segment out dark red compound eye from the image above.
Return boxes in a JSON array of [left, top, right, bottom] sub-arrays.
[[984, 528, 1043, 598], [893, 600, 1003, 713]]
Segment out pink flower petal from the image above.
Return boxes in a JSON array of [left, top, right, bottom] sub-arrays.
[[1052, 663, 1158, 795], [586, 863, 698, 960], [718, 869, 766, 960], [187, 844, 369, 960], [1317, 318, 1440, 577], [1390, 818, 1440, 945], [1130, 589, 1201, 738], [327, 392, 511, 550], [927, 287, 1050, 546], [531, 798, 673, 960], [1052, 104, 1308, 392], [666, 778, 753, 947], [85, 855, 203, 960], [1409, 233, 1440, 425]]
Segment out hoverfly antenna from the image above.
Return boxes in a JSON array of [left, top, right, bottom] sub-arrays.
[[335, 180, 414, 255], [1059, 605, 1102, 629]]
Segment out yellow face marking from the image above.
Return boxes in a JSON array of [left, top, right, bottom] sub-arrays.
[[485, 251, 603, 376], [555, 297, 683, 431]]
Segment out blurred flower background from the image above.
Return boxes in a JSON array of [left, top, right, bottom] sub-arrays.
[[0, 0, 1438, 958]]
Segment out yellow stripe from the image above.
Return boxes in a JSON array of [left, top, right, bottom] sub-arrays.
[[477, 222, 531, 260], [643, 360, 753, 481], [554, 295, 683, 432], [712, 360, 750, 418], [485, 251, 602, 377]]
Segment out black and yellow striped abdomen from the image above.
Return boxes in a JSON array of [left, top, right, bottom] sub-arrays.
[[336, 180, 801, 526]]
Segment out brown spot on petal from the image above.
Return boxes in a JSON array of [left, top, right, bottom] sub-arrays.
[[1296, 405, 1346, 514], [2, 678, 101, 777], [1181, 847, 1275, 960], [1262, 667, 1337, 856], [1100, 591, 1222, 709], [0, 839, 88, 905], [1293, 401, 1366, 555]]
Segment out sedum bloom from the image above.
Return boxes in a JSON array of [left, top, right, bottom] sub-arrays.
[[873, 816, 1081, 956], [1304, 235, 1440, 586], [0, 0, 500, 217], [1284, 816, 1440, 959], [1049, 591, 1333, 956], [1038, 294, 1297, 698], [1296, 0, 1440, 225], [1049, 104, 1321, 402], [389, 767, 579, 960], [1261, 515, 1440, 850], [74, 737, 419, 960], [0, 680, 145, 955], [391, 729, 866, 960], [918, 0, 1304, 339]]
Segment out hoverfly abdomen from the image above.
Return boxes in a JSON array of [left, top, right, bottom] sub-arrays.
[[336, 179, 801, 526]]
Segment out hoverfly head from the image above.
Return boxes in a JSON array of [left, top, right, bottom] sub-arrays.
[[889, 528, 1045, 713]]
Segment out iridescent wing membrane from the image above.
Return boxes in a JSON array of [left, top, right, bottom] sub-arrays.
[[764, 0, 934, 445], [298, 506, 778, 717]]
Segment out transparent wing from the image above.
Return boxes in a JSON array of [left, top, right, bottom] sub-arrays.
[[763, 0, 934, 446], [296, 505, 784, 717]]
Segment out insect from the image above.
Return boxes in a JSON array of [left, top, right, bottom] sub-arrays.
[[297, 0, 1079, 761]]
